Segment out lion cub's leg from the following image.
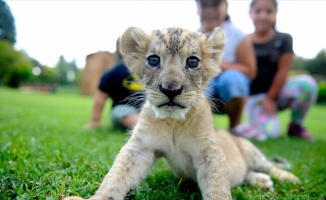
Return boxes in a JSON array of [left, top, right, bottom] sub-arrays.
[[64, 135, 156, 200], [91, 136, 155, 200], [194, 144, 232, 200], [245, 171, 274, 191], [234, 137, 299, 188], [268, 166, 300, 183], [63, 197, 85, 200]]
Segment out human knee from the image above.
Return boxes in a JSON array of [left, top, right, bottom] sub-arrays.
[[122, 114, 139, 129], [220, 70, 249, 86], [111, 105, 139, 130], [219, 70, 250, 101], [295, 75, 318, 96]]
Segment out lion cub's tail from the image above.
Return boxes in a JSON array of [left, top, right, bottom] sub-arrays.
[[234, 136, 300, 184]]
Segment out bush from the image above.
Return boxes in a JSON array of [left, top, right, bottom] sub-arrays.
[[317, 81, 326, 104], [0, 39, 32, 87]]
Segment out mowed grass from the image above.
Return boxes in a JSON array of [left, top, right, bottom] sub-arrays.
[[0, 88, 325, 200]]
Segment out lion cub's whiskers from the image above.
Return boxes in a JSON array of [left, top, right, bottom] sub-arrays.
[[123, 91, 146, 108], [206, 97, 224, 114]]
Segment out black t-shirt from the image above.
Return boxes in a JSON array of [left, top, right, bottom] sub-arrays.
[[250, 32, 293, 95], [98, 63, 144, 109]]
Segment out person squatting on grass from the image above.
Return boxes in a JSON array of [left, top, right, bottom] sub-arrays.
[[84, 39, 144, 131], [195, 0, 257, 134], [235, 0, 318, 141]]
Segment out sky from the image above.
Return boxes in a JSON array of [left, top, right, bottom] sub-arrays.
[[6, 0, 326, 68]]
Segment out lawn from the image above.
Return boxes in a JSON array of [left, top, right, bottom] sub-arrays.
[[0, 88, 325, 200]]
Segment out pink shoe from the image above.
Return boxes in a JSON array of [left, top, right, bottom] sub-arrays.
[[288, 122, 314, 141], [231, 123, 267, 141]]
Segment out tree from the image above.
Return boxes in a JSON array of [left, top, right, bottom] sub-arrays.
[[308, 49, 326, 76], [0, 0, 16, 44], [55, 55, 79, 85], [292, 48, 326, 77], [29, 58, 57, 85], [292, 56, 306, 71], [0, 39, 32, 87], [38, 66, 56, 84]]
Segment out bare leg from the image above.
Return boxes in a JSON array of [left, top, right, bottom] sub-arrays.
[[223, 97, 245, 129], [122, 114, 139, 130]]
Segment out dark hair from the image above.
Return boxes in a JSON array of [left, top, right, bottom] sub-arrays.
[[195, 0, 225, 6], [250, 0, 277, 29], [196, 0, 231, 22], [224, 14, 231, 22]]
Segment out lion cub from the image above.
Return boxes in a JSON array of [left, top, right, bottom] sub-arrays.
[[64, 27, 299, 200]]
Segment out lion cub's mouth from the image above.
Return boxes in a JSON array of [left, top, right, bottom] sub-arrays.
[[157, 101, 186, 109]]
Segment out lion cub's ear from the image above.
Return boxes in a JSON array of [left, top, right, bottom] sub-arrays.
[[207, 27, 225, 64], [120, 27, 150, 77]]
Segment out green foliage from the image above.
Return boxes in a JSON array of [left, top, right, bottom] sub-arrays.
[[0, 89, 325, 199], [30, 65, 57, 85], [38, 66, 57, 84], [306, 49, 326, 76], [317, 81, 326, 103], [0, 0, 16, 44], [0, 39, 32, 87], [292, 56, 306, 71], [293, 49, 326, 77], [55, 56, 79, 85]]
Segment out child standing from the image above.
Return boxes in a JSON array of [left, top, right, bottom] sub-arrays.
[[237, 0, 317, 140]]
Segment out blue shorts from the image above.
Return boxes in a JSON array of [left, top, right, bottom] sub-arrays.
[[110, 104, 139, 131], [205, 69, 250, 104]]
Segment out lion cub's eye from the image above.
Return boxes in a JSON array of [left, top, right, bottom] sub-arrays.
[[146, 55, 160, 69], [186, 56, 200, 70]]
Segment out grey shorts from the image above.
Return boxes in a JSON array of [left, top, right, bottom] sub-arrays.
[[110, 105, 139, 131]]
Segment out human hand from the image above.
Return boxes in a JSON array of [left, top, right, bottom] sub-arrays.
[[220, 61, 232, 71], [83, 120, 101, 130], [260, 97, 276, 116]]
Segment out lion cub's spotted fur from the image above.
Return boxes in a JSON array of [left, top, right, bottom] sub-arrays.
[[64, 27, 299, 200]]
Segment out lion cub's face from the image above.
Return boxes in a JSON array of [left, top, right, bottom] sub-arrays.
[[120, 27, 225, 120]]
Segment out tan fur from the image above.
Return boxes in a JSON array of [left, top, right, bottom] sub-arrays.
[[64, 27, 299, 200]]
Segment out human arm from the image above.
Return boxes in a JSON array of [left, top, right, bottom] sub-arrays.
[[220, 37, 257, 79], [262, 33, 294, 115], [85, 90, 108, 129], [266, 53, 293, 101], [261, 52, 293, 115]]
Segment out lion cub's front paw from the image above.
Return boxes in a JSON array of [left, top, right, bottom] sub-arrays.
[[62, 196, 86, 200], [245, 171, 274, 192], [62, 195, 111, 200]]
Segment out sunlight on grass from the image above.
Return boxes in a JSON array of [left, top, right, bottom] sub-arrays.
[[0, 88, 325, 199]]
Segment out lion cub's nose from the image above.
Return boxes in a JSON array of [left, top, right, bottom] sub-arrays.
[[159, 84, 183, 100]]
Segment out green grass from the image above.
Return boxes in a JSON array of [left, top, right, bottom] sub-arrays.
[[0, 88, 325, 200]]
